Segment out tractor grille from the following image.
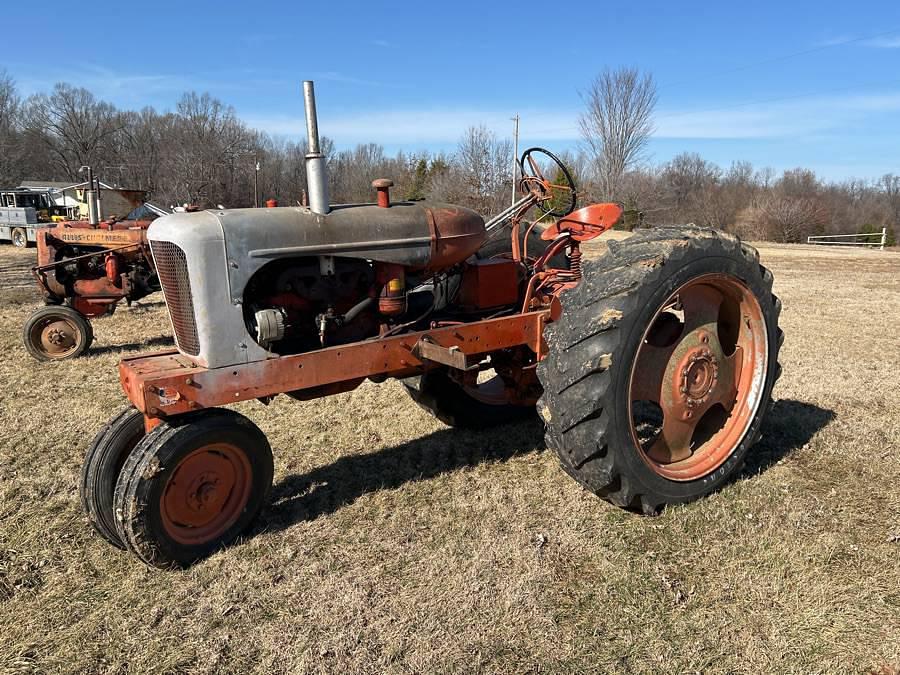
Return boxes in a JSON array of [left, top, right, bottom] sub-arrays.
[[150, 241, 200, 356]]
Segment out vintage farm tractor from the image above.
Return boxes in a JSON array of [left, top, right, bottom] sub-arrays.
[[80, 82, 782, 567], [23, 206, 165, 360]]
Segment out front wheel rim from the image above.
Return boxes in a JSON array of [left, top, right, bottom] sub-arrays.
[[628, 273, 768, 481], [160, 443, 253, 545], [29, 316, 82, 358]]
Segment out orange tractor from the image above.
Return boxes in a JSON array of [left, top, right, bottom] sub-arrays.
[[80, 82, 782, 567], [23, 202, 166, 360]]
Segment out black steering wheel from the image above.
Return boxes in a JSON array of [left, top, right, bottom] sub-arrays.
[[518, 147, 577, 217]]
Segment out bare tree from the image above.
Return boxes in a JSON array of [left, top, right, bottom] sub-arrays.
[[23, 83, 124, 180], [579, 67, 657, 200], [0, 70, 22, 185], [455, 126, 512, 215]]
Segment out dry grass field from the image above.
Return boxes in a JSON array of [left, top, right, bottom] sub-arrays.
[[0, 238, 898, 674]]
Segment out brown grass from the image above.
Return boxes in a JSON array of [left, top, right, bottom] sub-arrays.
[[0, 240, 898, 674]]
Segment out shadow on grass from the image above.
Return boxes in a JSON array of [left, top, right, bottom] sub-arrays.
[[90, 335, 174, 355], [260, 417, 546, 534], [740, 399, 835, 477], [258, 399, 834, 535]]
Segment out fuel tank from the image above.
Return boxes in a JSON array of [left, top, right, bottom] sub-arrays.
[[154, 201, 485, 273]]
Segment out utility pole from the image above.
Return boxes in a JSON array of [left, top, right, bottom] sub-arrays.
[[511, 114, 519, 206], [254, 153, 260, 208]]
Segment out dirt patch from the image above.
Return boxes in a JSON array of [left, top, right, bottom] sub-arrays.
[[0, 241, 898, 673], [0, 246, 38, 292]]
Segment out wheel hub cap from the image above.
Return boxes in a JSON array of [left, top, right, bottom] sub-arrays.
[[628, 274, 768, 481], [678, 347, 719, 406], [160, 444, 252, 545]]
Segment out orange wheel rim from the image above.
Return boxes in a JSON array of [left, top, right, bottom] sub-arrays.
[[160, 443, 252, 545], [628, 274, 768, 481], [31, 317, 81, 358]]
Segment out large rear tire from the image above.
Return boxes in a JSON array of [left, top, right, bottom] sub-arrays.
[[537, 225, 783, 514], [113, 409, 273, 568]]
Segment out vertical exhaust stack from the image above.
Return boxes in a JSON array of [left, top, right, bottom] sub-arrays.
[[85, 166, 100, 226], [303, 81, 330, 215]]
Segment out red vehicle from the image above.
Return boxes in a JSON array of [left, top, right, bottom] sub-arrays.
[[23, 203, 166, 360], [80, 82, 783, 568]]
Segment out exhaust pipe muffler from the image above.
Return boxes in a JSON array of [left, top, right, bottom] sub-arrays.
[[303, 81, 330, 215]]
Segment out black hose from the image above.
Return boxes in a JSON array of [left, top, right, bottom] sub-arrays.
[[342, 296, 375, 324]]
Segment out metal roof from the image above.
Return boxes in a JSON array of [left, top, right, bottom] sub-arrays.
[[19, 179, 145, 192]]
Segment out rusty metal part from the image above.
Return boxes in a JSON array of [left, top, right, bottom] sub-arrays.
[[120, 310, 552, 419], [372, 179, 393, 208], [568, 245, 582, 281], [160, 442, 253, 545], [27, 313, 84, 359], [424, 205, 488, 271], [71, 297, 116, 318], [540, 203, 623, 242], [414, 338, 478, 371], [628, 274, 768, 481], [457, 258, 521, 310], [32, 224, 154, 302]]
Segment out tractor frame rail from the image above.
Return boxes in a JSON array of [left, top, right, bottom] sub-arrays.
[[121, 309, 552, 426]]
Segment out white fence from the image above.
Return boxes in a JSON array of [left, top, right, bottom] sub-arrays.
[[807, 227, 888, 250]]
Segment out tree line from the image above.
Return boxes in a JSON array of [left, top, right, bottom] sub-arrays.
[[0, 69, 896, 244]]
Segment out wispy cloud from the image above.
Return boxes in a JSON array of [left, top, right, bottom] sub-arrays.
[[8, 63, 276, 108], [247, 108, 576, 144], [817, 32, 900, 49], [371, 39, 391, 48], [247, 90, 900, 145], [308, 71, 398, 88], [656, 92, 900, 139], [860, 36, 900, 48]]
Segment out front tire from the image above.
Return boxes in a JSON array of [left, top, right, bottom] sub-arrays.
[[113, 409, 274, 568], [80, 407, 146, 548], [22, 305, 94, 360], [537, 226, 783, 514]]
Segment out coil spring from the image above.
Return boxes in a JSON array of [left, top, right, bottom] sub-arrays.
[[569, 246, 583, 281]]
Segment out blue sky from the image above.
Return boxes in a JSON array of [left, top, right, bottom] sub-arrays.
[[4, 0, 900, 180]]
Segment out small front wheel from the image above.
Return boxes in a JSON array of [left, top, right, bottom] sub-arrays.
[[113, 409, 273, 568], [22, 305, 94, 360], [80, 407, 146, 548]]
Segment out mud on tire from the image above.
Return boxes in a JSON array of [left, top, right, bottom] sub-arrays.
[[80, 407, 146, 548], [537, 225, 783, 514], [113, 409, 273, 568]]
